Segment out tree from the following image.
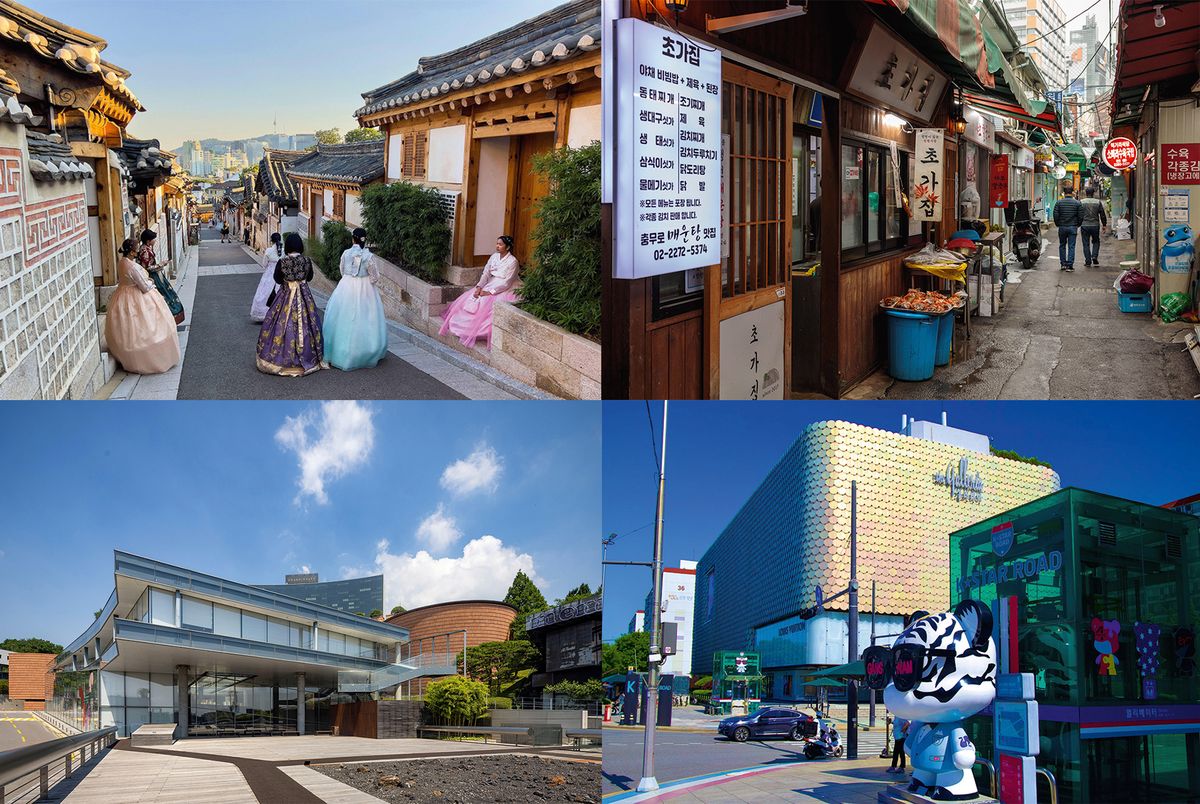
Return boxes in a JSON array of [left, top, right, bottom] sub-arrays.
[[0, 638, 62, 654], [558, 582, 594, 605], [545, 679, 604, 701], [503, 570, 548, 641], [315, 128, 342, 145], [424, 676, 488, 726], [390, 605, 406, 616], [602, 631, 650, 678], [368, 609, 383, 618], [461, 640, 539, 696], [345, 127, 383, 143]]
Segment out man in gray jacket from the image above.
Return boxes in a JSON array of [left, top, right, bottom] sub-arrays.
[[1052, 187, 1082, 272], [1079, 186, 1108, 267]]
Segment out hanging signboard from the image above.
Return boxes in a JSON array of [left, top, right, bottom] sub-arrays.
[[613, 17, 722, 279], [991, 154, 1010, 208], [1102, 137, 1138, 171], [1162, 143, 1200, 185], [845, 21, 949, 124], [913, 129, 943, 222], [718, 301, 784, 400], [962, 108, 995, 149]]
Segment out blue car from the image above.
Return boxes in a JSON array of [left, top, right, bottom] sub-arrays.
[[718, 708, 817, 742]]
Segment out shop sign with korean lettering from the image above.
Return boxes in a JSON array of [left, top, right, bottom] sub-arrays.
[[991, 154, 1009, 208], [845, 22, 949, 124], [1102, 137, 1137, 171], [1162, 143, 1200, 185], [614, 18, 722, 279], [718, 300, 784, 400], [913, 129, 943, 221]]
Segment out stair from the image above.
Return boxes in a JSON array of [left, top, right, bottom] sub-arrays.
[[337, 651, 460, 694]]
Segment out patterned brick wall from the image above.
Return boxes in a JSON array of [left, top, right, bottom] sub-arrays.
[[8, 653, 55, 708]]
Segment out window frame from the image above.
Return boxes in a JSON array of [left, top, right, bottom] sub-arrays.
[[840, 139, 920, 264]]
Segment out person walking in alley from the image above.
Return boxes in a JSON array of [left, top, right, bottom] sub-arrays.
[[887, 715, 909, 774], [1079, 186, 1108, 267], [256, 233, 324, 376], [250, 232, 284, 323], [322, 227, 388, 371], [1052, 186, 1082, 272]]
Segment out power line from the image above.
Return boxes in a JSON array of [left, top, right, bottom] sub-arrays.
[[1022, 0, 1105, 48], [644, 400, 660, 475]]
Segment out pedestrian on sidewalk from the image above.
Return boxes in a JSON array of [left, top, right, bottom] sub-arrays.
[[138, 229, 185, 324], [323, 227, 388, 371], [887, 715, 909, 774], [1052, 186, 1082, 272], [1079, 186, 1107, 267], [439, 234, 520, 348], [105, 238, 180, 375], [256, 232, 324, 376], [221, 219, 230, 243], [250, 232, 284, 323]]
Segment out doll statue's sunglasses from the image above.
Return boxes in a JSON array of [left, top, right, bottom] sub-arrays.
[[862, 644, 957, 692]]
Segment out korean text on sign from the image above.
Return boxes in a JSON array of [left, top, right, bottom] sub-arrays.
[[913, 129, 943, 222], [1162, 143, 1200, 185]]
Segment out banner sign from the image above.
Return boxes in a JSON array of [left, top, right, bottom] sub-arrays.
[[991, 154, 1010, 208], [1102, 137, 1138, 171], [914, 129, 943, 221], [1162, 144, 1200, 185], [614, 18, 721, 279]]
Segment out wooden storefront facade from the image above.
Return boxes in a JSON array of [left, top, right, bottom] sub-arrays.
[[603, 0, 961, 399]]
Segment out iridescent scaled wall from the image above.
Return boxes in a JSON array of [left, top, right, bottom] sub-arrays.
[[693, 420, 1061, 674]]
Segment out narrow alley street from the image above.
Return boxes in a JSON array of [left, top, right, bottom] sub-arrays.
[[852, 227, 1200, 399]]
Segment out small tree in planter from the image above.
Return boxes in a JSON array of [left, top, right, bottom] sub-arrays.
[[314, 220, 353, 282], [520, 141, 600, 337], [361, 181, 450, 284], [423, 675, 489, 728]]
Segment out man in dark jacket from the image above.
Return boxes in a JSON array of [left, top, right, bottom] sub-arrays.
[[1052, 187, 1082, 272], [1079, 186, 1107, 267]]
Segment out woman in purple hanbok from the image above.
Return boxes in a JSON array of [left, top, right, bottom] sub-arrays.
[[439, 235, 520, 348], [255, 233, 324, 376]]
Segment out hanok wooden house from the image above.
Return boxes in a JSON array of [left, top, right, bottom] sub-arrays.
[[117, 137, 184, 266], [251, 148, 302, 250], [287, 140, 385, 242], [353, 0, 601, 269]]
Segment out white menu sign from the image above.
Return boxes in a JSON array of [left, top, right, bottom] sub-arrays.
[[614, 17, 722, 279], [914, 129, 944, 222], [718, 301, 784, 400]]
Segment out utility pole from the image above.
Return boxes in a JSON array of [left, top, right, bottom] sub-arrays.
[[847, 480, 859, 761], [637, 401, 668, 793], [869, 580, 876, 728]]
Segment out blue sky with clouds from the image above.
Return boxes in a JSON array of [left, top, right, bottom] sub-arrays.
[[34, 0, 564, 149], [602, 401, 1200, 642], [0, 401, 600, 647]]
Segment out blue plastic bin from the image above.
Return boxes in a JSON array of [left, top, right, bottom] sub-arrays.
[[1117, 292, 1152, 313], [885, 309, 938, 381], [934, 310, 955, 366]]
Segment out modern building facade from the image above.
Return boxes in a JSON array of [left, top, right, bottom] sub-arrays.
[[7, 652, 55, 710], [950, 489, 1200, 803], [385, 600, 516, 695], [645, 561, 696, 680], [526, 593, 602, 694], [627, 610, 644, 635], [1001, 0, 1069, 91], [693, 419, 1061, 702], [254, 573, 384, 616], [53, 552, 424, 739]]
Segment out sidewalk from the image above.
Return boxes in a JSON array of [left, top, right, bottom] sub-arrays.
[[850, 225, 1200, 399]]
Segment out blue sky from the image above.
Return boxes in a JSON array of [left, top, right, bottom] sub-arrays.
[[0, 401, 600, 647], [35, 0, 563, 149], [602, 401, 1200, 642]]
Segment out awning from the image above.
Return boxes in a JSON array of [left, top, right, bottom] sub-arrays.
[[807, 660, 865, 679], [962, 92, 1062, 134], [1109, 0, 1200, 128], [878, 0, 994, 88], [806, 677, 849, 688]]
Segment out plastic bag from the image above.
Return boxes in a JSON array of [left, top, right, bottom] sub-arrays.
[[1116, 267, 1154, 294], [1159, 291, 1191, 323]]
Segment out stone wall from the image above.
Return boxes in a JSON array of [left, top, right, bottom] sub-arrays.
[[0, 126, 103, 399], [491, 302, 600, 399]]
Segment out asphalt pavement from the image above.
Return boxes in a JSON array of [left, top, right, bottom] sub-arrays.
[[0, 712, 60, 750]]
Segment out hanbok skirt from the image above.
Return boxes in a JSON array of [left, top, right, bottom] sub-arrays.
[[105, 285, 180, 375], [439, 288, 518, 348], [150, 268, 185, 324], [256, 280, 323, 376], [250, 265, 276, 322], [322, 275, 388, 370]]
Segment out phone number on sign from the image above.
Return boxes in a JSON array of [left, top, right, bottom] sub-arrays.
[[653, 244, 708, 260]]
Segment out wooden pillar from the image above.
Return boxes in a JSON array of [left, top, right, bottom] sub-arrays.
[[94, 160, 119, 286], [819, 94, 842, 397]]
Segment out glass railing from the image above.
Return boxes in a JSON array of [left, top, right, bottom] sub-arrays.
[[337, 649, 462, 693]]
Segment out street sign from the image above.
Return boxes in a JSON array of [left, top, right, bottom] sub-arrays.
[[1102, 137, 1138, 171], [991, 522, 1014, 557], [995, 700, 1039, 755]]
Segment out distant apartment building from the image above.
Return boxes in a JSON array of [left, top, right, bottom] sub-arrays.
[[627, 610, 644, 634], [1002, 0, 1069, 91]]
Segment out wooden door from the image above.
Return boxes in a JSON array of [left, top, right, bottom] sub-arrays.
[[510, 131, 555, 266], [311, 192, 323, 240]]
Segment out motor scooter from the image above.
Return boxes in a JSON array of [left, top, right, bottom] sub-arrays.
[[802, 716, 844, 759], [1007, 200, 1041, 270]]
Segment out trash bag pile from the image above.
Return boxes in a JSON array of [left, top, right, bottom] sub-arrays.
[[1114, 266, 1155, 294], [880, 289, 967, 314], [1159, 292, 1192, 323]]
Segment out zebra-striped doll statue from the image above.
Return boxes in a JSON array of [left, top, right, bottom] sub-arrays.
[[863, 600, 998, 801]]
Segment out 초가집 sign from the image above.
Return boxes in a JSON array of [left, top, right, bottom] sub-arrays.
[[1162, 143, 1200, 185], [913, 129, 943, 221], [1102, 137, 1137, 171], [614, 18, 721, 279]]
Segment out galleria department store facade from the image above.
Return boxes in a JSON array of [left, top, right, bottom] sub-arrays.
[[52, 552, 434, 738], [692, 418, 1061, 697]]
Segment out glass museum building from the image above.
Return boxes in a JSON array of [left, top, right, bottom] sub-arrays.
[[693, 418, 1061, 700], [52, 551, 423, 738], [951, 489, 1200, 803]]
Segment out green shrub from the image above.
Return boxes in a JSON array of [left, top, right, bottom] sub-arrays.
[[361, 181, 450, 283], [313, 220, 353, 282], [691, 690, 711, 705], [545, 678, 604, 701], [487, 696, 513, 709], [519, 141, 600, 337], [424, 676, 488, 726]]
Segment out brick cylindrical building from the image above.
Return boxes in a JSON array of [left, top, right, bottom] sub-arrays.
[[386, 600, 517, 695], [9, 653, 56, 710]]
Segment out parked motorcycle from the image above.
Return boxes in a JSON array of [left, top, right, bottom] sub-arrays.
[[802, 716, 844, 759], [1012, 218, 1042, 269]]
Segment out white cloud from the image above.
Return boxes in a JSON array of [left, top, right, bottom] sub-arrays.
[[374, 535, 538, 610], [440, 444, 503, 497], [299, 564, 312, 574], [416, 504, 463, 552], [276, 401, 375, 505]]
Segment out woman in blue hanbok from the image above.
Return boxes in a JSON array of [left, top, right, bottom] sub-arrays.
[[322, 228, 387, 370]]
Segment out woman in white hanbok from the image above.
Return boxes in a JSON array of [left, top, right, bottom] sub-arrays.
[[251, 232, 284, 322], [439, 235, 519, 348], [322, 228, 388, 370]]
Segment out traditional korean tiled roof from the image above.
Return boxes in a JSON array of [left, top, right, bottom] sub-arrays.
[[286, 140, 383, 186], [0, 92, 39, 125], [117, 137, 175, 187], [256, 148, 302, 205], [355, 0, 599, 118], [26, 130, 93, 181], [0, 1, 143, 111]]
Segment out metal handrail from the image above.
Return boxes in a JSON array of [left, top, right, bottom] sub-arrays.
[[973, 758, 997, 798], [1035, 767, 1058, 804], [0, 726, 116, 801], [33, 711, 81, 736]]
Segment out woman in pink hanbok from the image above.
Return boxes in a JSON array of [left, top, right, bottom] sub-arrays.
[[439, 235, 519, 348]]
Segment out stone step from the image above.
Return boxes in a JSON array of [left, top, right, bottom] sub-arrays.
[[444, 264, 484, 286]]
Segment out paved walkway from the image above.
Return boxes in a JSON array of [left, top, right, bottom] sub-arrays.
[[60, 746, 256, 803], [850, 226, 1200, 399]]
